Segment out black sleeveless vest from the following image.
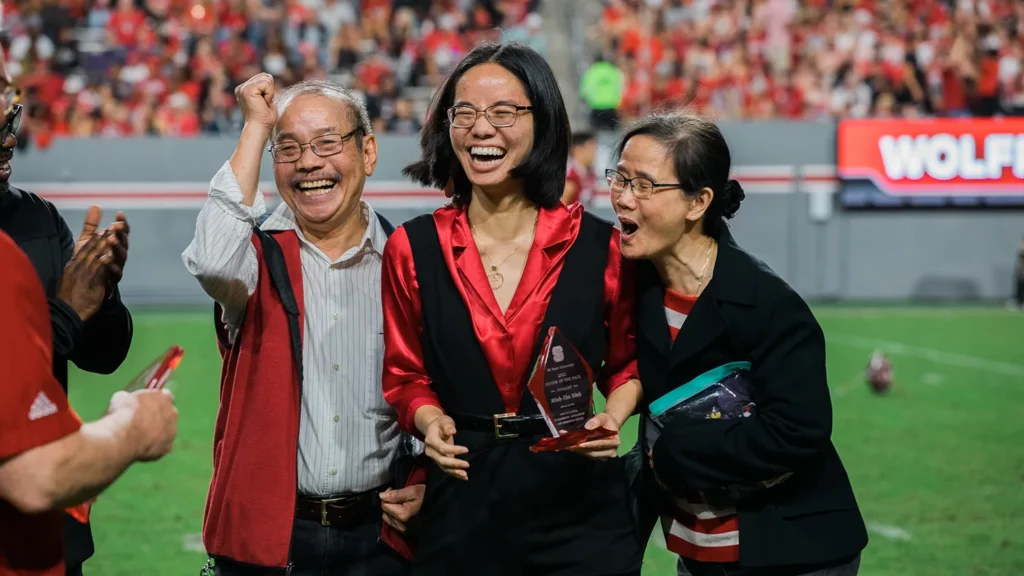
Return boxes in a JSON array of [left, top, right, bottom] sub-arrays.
[[404, 211, 610, 434], [401, 211, 642, 576]]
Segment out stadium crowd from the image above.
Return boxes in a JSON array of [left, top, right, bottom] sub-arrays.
[[584, 0, 1024, 126], [1, 0, 1022, 147], [1, 0, 540, 147]]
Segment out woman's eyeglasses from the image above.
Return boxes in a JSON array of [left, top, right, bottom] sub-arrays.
[[605, 169, 682, 199], [447, 104, 532, 129]]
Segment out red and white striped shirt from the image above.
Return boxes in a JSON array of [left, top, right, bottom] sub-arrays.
[[661, 288, 740, 563]]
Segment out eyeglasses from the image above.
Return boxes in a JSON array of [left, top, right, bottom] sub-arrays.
[[447, 104, 532, 129], [0, 104, 22, 143], [268, 128, 360, 163], [1, 88, 20, 117], [606, 169, 682, 199]]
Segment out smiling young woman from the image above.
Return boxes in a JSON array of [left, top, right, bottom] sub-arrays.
[[380, 42, 645, 575]]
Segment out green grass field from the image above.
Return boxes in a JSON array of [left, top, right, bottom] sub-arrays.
[[67, 306, 1024, 575]]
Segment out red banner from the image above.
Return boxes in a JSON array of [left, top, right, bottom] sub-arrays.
[[837, 118, 1024, 196]]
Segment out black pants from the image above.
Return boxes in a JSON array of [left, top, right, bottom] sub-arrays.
[[679, 553, 861, 576], [1016, 278, 1023, 306], [213, 516, 409, 576]]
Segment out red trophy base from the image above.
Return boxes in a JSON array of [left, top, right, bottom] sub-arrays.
[[529, 426, 618, 453]]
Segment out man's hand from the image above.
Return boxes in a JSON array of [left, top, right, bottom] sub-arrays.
[[235, 72, 278, 132], [108, 389, 178, 462], [380, 484, 425, 533], [57, 230, 114, 321], [70, 206, 130, 296], [567, 412, 623, 461], [105, 211, 129, 290]]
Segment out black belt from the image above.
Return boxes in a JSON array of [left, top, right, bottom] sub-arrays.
[[295, 489, 380, 528], [450, 412, 549, 439]]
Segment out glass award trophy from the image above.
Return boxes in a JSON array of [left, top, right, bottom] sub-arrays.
[[122, 345, 185, 392], [527, 327, 616, 452], [65, 345, 185, 524]]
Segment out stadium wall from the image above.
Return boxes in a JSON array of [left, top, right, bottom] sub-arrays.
[[9, 122, 1022, 306]]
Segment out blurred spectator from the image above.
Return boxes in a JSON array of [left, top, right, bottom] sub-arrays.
[[581, 0, 1024, 126], [1013, 235, 1024, 310], [563, 129, 597, 207], [580, 52, 624, 130], [0, 0, 542, 146]]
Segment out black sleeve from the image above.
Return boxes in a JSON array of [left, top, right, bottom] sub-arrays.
[[71, 285, 134, 375], [50, 208, 134, 374], [651, 292, 833, 491], [48, 211, 84, 360]]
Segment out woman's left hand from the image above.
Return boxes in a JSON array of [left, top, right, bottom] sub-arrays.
[[567, 412, 622, 461]]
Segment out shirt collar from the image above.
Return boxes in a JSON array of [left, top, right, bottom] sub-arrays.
[[260, 200, 386, 257], [450, 202, 576, 255]]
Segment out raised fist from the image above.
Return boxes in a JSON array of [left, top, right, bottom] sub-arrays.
[[234, 72, 278, 131]]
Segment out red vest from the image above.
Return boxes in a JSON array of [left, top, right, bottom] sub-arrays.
[[204, 230, 419, 568]]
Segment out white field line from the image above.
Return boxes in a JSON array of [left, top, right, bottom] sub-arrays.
[[865, 521, 913, 542], [814, 307, 1021, 319], [181, 533, 206, 553], [827, 333, 1024, 379]]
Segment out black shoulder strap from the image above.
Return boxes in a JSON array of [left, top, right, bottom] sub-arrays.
[[219, 210, 391, 379], [254, 227, 304, 388], [377, 211, 396, 237]]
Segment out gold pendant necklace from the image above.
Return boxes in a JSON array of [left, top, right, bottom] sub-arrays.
[[472, 221, 534, 291], [695, 239, 714, 295], [487, 266, 504, 290]]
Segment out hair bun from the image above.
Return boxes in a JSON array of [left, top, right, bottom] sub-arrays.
[[722, 179, 745, 219]]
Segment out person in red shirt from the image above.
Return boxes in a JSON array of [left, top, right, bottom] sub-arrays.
[[0, 230, 178, 576], [562, 130, 598, 208], [383, 42, 644, 575]]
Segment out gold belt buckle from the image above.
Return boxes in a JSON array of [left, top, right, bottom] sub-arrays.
[[320, 500, 330, 527], [493, 413, 518, 439], [317, 494, 350, 524]]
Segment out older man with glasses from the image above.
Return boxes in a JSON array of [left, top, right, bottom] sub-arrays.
[[0, 40, 134, 576], [183, 73, 425, 576]]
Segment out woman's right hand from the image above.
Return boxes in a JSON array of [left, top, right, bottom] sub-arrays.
[[423, 415, 470, 481]]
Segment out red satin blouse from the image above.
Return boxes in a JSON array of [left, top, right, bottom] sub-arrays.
[[381, 202, 639, 433]]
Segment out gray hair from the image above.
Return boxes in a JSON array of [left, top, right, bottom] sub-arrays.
[[273, 79, 373, 144]]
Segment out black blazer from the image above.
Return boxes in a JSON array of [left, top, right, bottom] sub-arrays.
[[630, 223, 868, 569]]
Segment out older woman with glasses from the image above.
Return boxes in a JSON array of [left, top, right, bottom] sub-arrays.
[[380, 41, 645, 575], [612, 112, 868, 576]]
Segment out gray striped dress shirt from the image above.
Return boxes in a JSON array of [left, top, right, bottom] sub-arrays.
[[182, 161, 400, 497]]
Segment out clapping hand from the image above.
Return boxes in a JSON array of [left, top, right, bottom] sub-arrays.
[[58, 206, 130, 320]]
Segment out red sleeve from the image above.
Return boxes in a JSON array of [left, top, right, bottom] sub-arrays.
[[0, 233, 81, 460], [596, 227, 640, 398], [381, 225, 443, 436]]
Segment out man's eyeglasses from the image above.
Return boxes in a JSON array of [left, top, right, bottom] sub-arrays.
[[0, 104, 22, 143], [606, 169, 682, 200], [268, 128, 360, 163], [1, 88, 20, 117], [447, 104, 532, 129]]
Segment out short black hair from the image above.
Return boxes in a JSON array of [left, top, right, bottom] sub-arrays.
[[613, 112, 745, 234], [402, 41, 570, 209], [571, 130, 596, 148]]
